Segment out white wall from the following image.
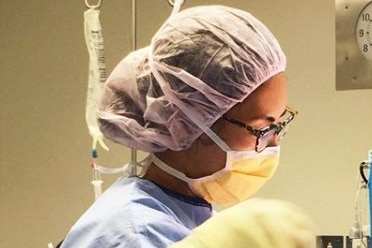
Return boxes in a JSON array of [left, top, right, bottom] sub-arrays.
[[1, 0, 371, 247]]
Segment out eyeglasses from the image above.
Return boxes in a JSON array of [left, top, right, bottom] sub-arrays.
[[222, 107, 298, 152]]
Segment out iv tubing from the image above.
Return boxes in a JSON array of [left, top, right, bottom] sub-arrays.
[[95, 155, 152, 176], [92, 179, 104, 200], [84, 0, 108, 200]]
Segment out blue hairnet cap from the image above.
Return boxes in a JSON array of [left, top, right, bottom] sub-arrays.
[[98, 5, 286, 152]]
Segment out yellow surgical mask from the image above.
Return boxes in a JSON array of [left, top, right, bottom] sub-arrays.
[[189, 147, 279, 205], [151, 146, 280, 206]]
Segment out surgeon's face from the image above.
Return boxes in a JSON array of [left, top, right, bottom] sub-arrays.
[[220, 72, 288, 151], [186, 72, 288, 178]]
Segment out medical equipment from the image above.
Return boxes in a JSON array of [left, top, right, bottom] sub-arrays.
[[348, 149, 372, 248], [369, 149, 372, 238], [84, 2, 109, 153], [130, 0, 137, 176], [335, 0, 372, 90], [151, 145, 280, 206], [84, 0, 110, 200], [84, 0, 137, 199]]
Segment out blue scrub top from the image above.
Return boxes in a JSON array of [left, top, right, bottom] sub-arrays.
[[60, 176, 213, 248]]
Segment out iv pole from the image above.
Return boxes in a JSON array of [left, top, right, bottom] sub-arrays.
[[369, 150, 372, 238], [130, 0, 138, 175]]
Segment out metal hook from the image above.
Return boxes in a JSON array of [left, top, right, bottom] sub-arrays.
[[168, 0, 184, 8], [85, 0, 103, 9]]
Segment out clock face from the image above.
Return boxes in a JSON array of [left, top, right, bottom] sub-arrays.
[[355, 1, 372, 60]]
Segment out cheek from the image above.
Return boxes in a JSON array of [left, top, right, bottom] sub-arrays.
[[190, 143, 227, 178], [220, 128, 257, 151]]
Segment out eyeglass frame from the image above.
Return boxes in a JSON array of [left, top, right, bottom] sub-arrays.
[[222, 106, 298, 152]]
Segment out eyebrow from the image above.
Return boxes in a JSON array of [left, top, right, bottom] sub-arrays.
[[263, 108, 287, 123]]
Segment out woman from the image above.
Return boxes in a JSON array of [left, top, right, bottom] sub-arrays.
[[60, 5, 296, 248]]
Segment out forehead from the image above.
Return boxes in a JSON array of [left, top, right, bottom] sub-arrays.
[[227, 73, 288, 123]]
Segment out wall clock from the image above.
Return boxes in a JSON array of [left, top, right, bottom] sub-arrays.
[[336, 0, 372, 90]]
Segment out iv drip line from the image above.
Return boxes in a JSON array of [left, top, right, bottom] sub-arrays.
[[84, 1, 109, 200]]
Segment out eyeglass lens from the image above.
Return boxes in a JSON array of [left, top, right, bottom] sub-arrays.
[[256, 112, 295, 152], [256, 128, 277, 152]]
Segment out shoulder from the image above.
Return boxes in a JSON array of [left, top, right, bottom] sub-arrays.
[[61, 177, 191, 248]]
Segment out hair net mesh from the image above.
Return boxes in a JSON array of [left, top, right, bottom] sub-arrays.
[[98, 5, 286, 152]]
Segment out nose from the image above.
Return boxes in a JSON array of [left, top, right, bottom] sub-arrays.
[[267, 134, 280, 147]]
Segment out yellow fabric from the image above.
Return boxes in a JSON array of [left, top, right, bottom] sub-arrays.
[[169, 198, 316, 248], [190, 154, 279, 206]]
